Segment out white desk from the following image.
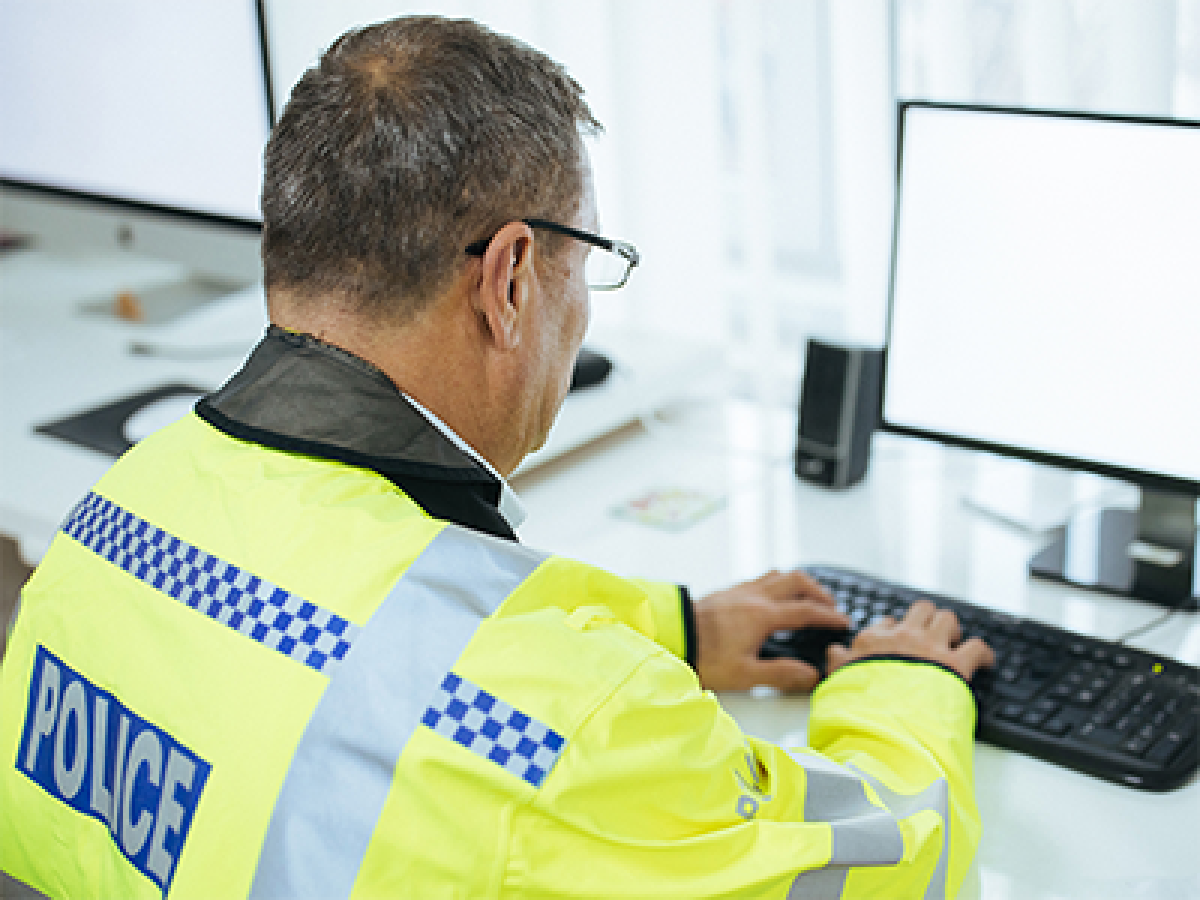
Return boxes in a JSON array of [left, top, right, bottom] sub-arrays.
[[3, 250, 1199, 899]]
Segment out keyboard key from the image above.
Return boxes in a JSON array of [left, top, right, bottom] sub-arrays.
[[992, 678, 1041, 702], [1095, 692, 1132, 726], [1146, 732, 1189, 767], [998, 666, 1022, 683], [1123, 734, 1154, 757], [1043, 716, 1072, 737], [1076, 722, 1124, 749], [1030, 654, 1062, 678], [1049, 683, 1074, 701], [1174, 711, 1198, 743], [998, 702, 1025, 720], [1022, 709, 1049, 728], [1113, 714, 1138, 735]]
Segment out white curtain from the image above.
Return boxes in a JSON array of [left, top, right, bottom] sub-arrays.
[[897, 0, 1200, 119], [265, 0, 870, 404], [266, 0, 1200, 400]]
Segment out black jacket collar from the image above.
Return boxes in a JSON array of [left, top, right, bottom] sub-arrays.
[[196, 327, 517, 542]]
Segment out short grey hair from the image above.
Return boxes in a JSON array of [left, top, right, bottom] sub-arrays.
[[261, 16, 602, 321]]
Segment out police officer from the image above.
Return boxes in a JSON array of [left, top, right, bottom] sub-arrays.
[[0, 16, 993, 898]]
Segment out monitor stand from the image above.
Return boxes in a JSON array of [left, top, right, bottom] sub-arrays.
[[1030, 488, 1198, 611]]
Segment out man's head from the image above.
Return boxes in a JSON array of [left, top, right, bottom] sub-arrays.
[[261, 15, 602, 323]]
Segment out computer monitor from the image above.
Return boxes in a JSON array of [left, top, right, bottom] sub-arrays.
[[0, 0, 273, 321], [882, 101, 1200, 610]]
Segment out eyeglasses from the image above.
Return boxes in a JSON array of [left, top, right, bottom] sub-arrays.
[[465, 218, 640, 291]]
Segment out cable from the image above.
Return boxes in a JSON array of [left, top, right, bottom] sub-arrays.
[[1116, 604, 1187, 645]]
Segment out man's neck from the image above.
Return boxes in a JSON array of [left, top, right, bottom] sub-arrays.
[[267, 286, 519, 477], [400, 394, 527, 531]]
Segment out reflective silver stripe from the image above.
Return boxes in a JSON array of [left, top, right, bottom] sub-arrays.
[[786, 752, 904, 899], [801, 752, 905, 865], [788, 868, 852, 900], [249, 525, 547, 899], [850, 765, 951, 900], [786, 752, 953, 900]]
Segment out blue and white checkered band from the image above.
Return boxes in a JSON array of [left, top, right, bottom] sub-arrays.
[[422, 672, 566, 788], [62, 492, 359, 675]]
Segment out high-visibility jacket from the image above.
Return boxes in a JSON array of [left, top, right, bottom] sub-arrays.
[[0, 329, 982, 898]]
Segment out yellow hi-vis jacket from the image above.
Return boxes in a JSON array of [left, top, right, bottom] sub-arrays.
[[0, 331, 982, 899]]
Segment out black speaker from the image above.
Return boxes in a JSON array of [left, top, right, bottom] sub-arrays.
[[794, 339, 883, 489]]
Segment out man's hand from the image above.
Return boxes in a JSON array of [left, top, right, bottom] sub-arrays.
[[694, 570, 850, 693], [827, 601, 995, 682]]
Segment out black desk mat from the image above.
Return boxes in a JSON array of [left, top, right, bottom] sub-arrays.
[[34, 383, 208, 458]]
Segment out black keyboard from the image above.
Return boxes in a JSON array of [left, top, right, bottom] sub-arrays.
[[760, 565, 1200, 792]]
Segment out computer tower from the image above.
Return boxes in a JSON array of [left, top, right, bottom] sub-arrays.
[[794, 339, 883, 489]]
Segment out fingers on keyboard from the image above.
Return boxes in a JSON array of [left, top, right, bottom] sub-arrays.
[[958, 637, 997, 674], [929, 607, 963, 644]]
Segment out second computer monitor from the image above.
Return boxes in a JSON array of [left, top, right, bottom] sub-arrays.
[[0, 0, 272, 303]]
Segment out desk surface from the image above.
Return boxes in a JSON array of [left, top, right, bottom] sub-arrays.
[[4, 250, 1199, 899]]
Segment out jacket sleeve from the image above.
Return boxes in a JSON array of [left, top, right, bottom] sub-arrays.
[[512, 640, 981, 899], [803, 658, 982, 897], [502, 556, 694, 664], [625, 577, 693, 664]]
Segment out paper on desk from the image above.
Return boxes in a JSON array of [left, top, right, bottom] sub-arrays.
[[612, 487, 725, 532], [128, 283, 268, 359]]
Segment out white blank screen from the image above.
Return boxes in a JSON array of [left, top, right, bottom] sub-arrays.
[[0, 0, 269, 222], [884, 105, 1200, 484]]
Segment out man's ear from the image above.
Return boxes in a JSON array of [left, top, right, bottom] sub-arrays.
[[472, 220, 537, 351]]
